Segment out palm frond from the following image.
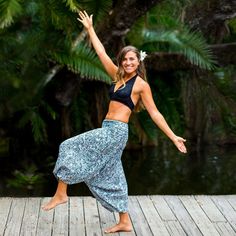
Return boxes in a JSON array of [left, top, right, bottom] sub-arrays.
[[146, 1, 186, 28], [126, 0, 215, 70], [63, 0, 80, 12], [142, 28, 216, 70], [41, 101, 57, 120], [18, 108, 47, 143], [31, 110, 47, 143], [53, 43, 112, 84], [77, 0, 112, 24], [49, 0, 79, 32], [127, 0, 191, 46], [178, 29, 217, 70], [24, 0, 39, 16], [0, 0, 22, 29]]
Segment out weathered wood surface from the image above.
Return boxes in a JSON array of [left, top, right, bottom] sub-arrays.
[[0, 195, 236, 236]]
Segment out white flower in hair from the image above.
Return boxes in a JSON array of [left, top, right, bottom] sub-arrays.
[[140, 50, 147, 61]]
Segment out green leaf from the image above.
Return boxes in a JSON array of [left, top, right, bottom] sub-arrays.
[[141, 28, 216, 70], [62, 0, 80, 12], [49, 0, 79, 32], [0, 0, 22, 28], [31, 109, 47, 143], [76, 0, 112, 24], [18, 108, 47, 143], [41, 101, 57, 120], [53, 43, 112, 84], [127, 1, 216, 70]]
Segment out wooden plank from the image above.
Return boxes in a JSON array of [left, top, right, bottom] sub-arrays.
[[165, 221, 187, 236], [150, 195, 176, 221], [214, 222, 236, 236], [20, 198, 41, 236], [69, 197, 85, 236], [4, 198, 26, 236], [0, 198, 12, 236], [211, 196, 236, 232], [128, 196, 152, 236], [84, 196, 102, 236], [97, 203, 119, 236], [52, 199, 69, 236], [179, 196, 220, 236], [226, 195, 236, 211], [1, 195, 236, 236], [36, 197, 54, 236], [137, 195, 169, 236], [195, 195, 226, 222], [150, 196, 186, 236], [165, 196, 202, 236]]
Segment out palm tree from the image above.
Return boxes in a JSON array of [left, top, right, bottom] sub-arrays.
[[0, 0, 219, 147], [0, 0, 113, 143]]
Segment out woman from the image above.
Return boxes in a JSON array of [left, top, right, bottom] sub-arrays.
[[42, 11, 187, 234]]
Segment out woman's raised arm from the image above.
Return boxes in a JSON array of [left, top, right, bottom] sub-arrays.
[[77, 11, 117, 79]]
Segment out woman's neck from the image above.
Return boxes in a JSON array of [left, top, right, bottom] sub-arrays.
[[123, 72, 137, 82]]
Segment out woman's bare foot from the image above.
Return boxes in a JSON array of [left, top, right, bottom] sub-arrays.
[[104, 222, 132, 234], [42, 195, 68, 211]]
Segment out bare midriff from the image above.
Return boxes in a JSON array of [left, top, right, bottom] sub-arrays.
[[105, 101, 132, 123]]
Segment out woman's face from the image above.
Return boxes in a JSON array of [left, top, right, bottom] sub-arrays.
[[121, 51, 139, 75]]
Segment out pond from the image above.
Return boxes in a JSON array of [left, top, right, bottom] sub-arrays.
[[0, 143, 235, 197]]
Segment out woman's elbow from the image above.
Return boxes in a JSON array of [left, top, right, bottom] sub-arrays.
[[150, 110, 163, 120]]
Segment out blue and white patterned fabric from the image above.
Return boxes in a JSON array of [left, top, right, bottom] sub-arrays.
[[53, 119, 129, 212]]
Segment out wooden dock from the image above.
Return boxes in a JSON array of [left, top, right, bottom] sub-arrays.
[[0, 195, 236, 236]]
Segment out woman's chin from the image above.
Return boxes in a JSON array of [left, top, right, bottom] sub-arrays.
[[124, 69, 136, 74]]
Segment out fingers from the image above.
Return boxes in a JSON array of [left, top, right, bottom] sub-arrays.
[[180, 145, 187, 153], [78, 10, 90, 19], [180, 142, 187, 153], [78, 11, 85, 19], [77, 15, 82, 22], [77, 10, 93, 26], [174, 136, 187, 153], [84, 10, 89, 18], [77, 11, 83, 22]]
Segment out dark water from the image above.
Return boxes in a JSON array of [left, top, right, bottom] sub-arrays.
[[123, 144, 236, 195], [0, 144, 235, 197]]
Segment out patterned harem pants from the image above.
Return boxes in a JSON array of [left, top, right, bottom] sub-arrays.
[[53, 119, 129, 212]]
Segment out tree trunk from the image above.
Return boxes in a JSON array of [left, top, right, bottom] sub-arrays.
[[181, 70, 236, 146]]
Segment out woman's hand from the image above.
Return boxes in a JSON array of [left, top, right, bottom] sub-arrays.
[[77, 10, 93, 30], [172, 136, 187, 153]]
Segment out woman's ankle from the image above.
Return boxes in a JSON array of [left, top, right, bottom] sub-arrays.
[[53, 193, 68, 199], [118, 212, 131, 224]]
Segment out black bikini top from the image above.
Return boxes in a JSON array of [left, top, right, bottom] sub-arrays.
[[109, 74, 137, 111]]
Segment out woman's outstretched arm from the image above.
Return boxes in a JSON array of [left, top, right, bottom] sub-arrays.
[[77, 11, 117, 79], [140, 81, 187, 153]]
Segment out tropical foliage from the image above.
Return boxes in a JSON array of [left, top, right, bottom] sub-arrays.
[[0, 0, 113, 144], [127, 2, 216, 70], [0, 0, 235, 156]]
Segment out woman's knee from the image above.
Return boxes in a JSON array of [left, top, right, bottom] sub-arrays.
[[59, 139, 72, 150]]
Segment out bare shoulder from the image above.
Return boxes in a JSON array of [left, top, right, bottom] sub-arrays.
[[135, 76, 150, 93]]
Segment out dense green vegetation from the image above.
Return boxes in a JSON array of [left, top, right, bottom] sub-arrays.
[[0, 0, 235, 191]]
